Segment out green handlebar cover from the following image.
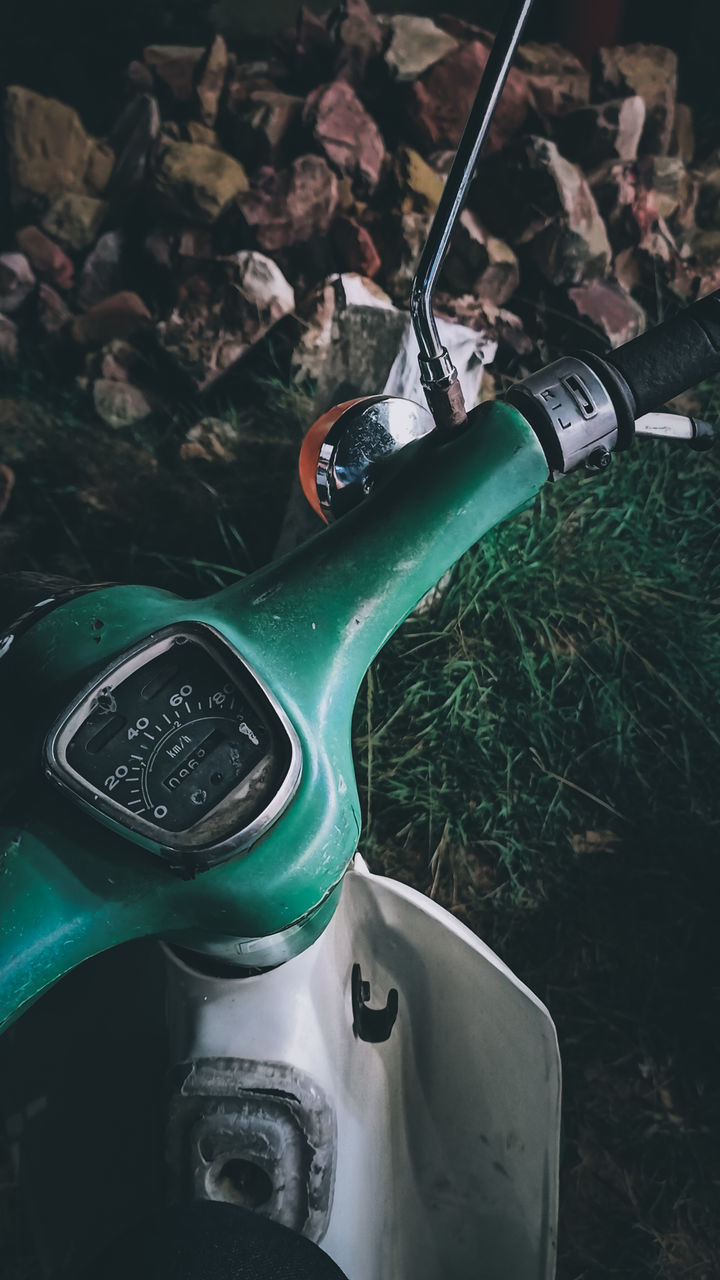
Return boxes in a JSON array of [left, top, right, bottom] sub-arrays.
[[0, 400, 547, 1031]]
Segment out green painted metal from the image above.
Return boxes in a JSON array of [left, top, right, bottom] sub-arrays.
[[0, 401, 548, 1031]]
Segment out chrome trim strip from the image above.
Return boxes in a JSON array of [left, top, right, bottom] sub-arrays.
[[44, 622, 303, 871]]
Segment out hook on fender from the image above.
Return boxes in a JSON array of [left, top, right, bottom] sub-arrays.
[[351, 963, 399, 1043]]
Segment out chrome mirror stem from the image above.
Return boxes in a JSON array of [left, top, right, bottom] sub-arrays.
[[410, 0, 536, 430]]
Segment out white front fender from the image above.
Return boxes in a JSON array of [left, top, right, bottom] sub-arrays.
[[164, 856, 560, 1280]]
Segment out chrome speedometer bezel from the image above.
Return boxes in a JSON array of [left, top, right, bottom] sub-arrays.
[[43, 622, 302, 873]]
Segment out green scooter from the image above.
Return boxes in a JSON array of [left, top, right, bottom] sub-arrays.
[[1, 3, 718, 1276]]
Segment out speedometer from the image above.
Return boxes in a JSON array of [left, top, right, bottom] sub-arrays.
[[44, 624, 302, 873]]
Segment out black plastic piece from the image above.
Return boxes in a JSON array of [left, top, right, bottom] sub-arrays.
[[71, 1201, 351, 1279], [690, 418, 715, 452], [605, 290, 720, 418], [351, 964, 398, 1043]]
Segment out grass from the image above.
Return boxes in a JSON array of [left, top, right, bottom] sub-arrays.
[[0, 367, 313, 592], [357, 435, 720, 901], [352, 380, 720, 1278]]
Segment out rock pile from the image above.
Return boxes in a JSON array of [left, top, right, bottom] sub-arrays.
[[1, 5, 718, 429]]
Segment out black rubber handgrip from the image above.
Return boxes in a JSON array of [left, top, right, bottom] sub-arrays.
[[606, 290, 720, 418]]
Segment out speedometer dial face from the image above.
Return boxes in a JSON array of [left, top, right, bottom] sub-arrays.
[[44, 625, 302, 872]]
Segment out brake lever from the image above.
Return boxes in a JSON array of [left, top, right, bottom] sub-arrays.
[[634, 412, 715, 451]]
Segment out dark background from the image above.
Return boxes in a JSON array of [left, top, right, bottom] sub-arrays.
[[2, 0, 720, 136]]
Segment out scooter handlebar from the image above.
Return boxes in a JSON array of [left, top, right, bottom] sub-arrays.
[[605, 289, 720, 418], [506, 288, 720, 477]]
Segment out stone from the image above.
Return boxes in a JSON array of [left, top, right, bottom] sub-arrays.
[[36, 283, 72, 337], [693, 226, 720, 262], [0, 316, 19, 370], [71, 291, 153, 347], [144, 227, 176, 273], [93, 379, 153, 429], [160, 123, 184, 144], [223, 90, 303, 167], [125, 60, 155, 94], [613, 247, 642, 296], [186, 122, 220, 147], [82, 339, 152, 388], [384, 210, 432, 303], [0, 253, 35, 313], [290, 273, 408, 406], [473, 137, 612, 285], [223, 61, 279, 116], [143, 45, 204, 102], [696, 153, 720, 230], [296, 7, 332, 54], [554, 97, 646, 168], [196, 35, 228, 127], [237, 155, 339, 251], [86, 143, 115, 196], [41, 192, 107, 252], [641, 221, 682, 269], [153, 142, 249, 223], [434, 16, 493, 42], [661, 250, 700, 305], [338, 273, 397, 310], [304, 80, 385, 191], [612, 221, 702, 306], [78, 231, 125, 310], [515, 41, 590, 118], [637, 155, 696, 230], [158, 277, 245, 390], [245, 90, 303, 156], [15, 227, 73, 290], [588, 160, 638, 250], [409, 41, 529, 154], [334, 174, 356, 214], [487, 305, 535, 358], [180, 417, 241, 462], [531, 213, 613, 288], [108, 94, 161, 200], [156, 252, 295, 392], [295, 7, 334, 85], [96, 339, 148, 383], [592, 44, 678, 157], [383, 15, 458, 82], [331, 215, 382, 278], [681, 230, 720, 299], [565, 278, 646, 347], [178, 228, 215, 259], [329, 0, 383, 86], [232, 251, 295, 333], [4, 86, 113, 207], [393, 146, 444, 213], [633, 187, 681, 254], [426, 149, 456, 177], [442, 212, 519, 307], [670, 104, 694, 167]]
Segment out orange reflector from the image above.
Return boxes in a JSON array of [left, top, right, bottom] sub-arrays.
[[298, 398, 368, 522]]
